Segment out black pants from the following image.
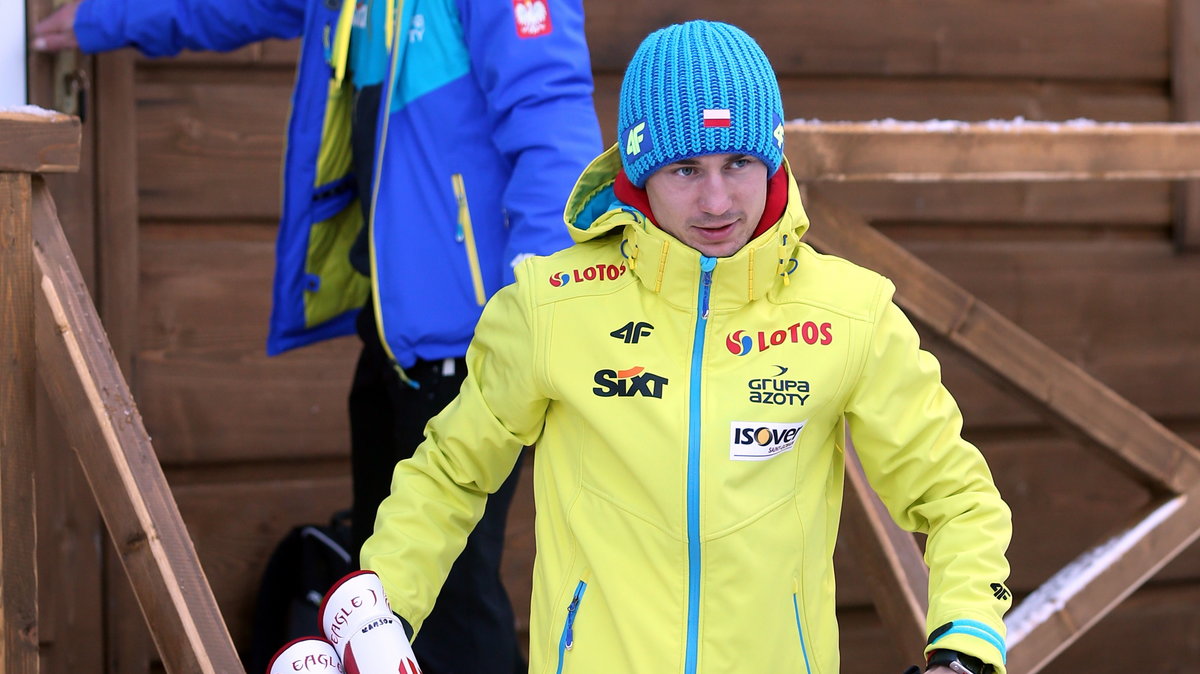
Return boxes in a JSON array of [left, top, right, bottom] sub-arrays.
[[349, 305, 526, 674]]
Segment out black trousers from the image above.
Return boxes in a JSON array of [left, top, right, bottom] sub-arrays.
[[349, 304, 526, 674]]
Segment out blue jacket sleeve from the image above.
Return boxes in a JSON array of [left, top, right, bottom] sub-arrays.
[[455, 0, 603, 279], [74, 0, 307, 57]]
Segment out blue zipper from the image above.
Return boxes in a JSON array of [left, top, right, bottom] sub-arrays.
[[684, 256, 716, 673], [792, 593, 813, 674], [556, 580, 587, 674]]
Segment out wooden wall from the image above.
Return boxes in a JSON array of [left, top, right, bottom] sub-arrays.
[[31, 0, 1200, 672]]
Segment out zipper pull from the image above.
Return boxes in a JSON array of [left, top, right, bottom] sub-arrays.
[[699, 256, 716, 320], [564, 594, 580, 650]]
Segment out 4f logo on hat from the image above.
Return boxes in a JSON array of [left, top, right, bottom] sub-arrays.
[[513, 0, 552, 38], [624, 118, 654, 157]]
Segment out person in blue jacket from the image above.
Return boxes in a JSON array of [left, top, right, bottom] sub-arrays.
[[34, 1, 603, 671]]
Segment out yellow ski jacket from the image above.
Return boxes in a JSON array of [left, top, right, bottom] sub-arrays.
[[363, 146, 1012, 673]]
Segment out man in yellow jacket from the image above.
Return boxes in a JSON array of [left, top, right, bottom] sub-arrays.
[[363, 20, 1012, 674]]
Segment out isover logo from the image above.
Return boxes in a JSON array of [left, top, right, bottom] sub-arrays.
[[593, 366, 668, 398], [549, 263, 627, 287], [748, 366, 811, 406], [729, 420, 807, 461], [726, 321, 833, 355]]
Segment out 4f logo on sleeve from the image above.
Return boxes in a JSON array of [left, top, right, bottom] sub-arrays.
[[593, 366, 668, 398], [513, 0, 552, 38]]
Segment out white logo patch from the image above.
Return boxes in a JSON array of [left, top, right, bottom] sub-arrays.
[[730, 421, 806, 461]]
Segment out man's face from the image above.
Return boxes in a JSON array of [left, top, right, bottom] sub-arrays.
[[644, 153, 768, 258]]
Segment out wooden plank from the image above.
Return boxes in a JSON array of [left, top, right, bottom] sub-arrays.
[[1005, 488, 1200, 673], [1171, 0, 1200, 249], [95, 51, 140, 376], [134, 1, 1167, 82], [803, 191, 1200, 493], [838, 439, 928, 662], [583, 0, 1167, 80], [136, 80, 290, 221], [135, 347, 355, 464], [786, 120, 1200, 182], [172, 477, 352, 648], [33, 382, 105, 673], [0, 111, 81, 173], [593, 73, 1171, 144], [141, 76, 1172, 222], [30, 181, 242, 674], [0, 172, 40, 673]]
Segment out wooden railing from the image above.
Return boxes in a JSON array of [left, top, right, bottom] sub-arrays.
[[793, 120, 1200, 673], [0, 109, 243, 673]]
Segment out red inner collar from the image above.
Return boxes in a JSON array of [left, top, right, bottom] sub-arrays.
[[612, 166, 789, 240]]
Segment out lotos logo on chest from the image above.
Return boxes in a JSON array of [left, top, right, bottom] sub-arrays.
[[549, 264, 627, 287], [726, 321, 833, 355]]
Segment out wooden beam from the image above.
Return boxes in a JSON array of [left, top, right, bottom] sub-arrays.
[[840, 438, 929, 664], [0, 111, 81, 174], [803, 191, 1200, 494], [94, 50, 138, 375], [30, 181, 243, 674], [1005, 489, 1200, 673], [786, 121, 1200, 182], [1171, 0, 1200, 250], [1, 171, 40, 673]]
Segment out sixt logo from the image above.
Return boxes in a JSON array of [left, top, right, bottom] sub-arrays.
[[610, 321, 654, 344], [549, 263, 627, 287], [729, 420, 807, 461], [726, 321, 833, 355], [748, 366, 811, 406], [593, 366, 668, 398]]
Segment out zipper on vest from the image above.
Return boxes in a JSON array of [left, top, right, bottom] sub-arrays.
[[792, 590, 813, 674], [556, 580, 587, 674], [367, 0, 414, 388], [684, 255, 717, 674], [451, 173, 487, 306]]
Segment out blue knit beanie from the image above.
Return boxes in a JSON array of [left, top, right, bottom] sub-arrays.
[[618, 20, 785, 188]]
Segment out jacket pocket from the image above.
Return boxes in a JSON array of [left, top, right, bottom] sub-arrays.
[[451, 173, 487, 306], [555, 579, 588, 674], [792, 586, 814, 674]]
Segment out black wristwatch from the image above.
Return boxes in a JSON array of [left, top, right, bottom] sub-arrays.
[[926, 649, 993, 674]]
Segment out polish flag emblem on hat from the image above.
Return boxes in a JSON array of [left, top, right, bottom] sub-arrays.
[[702, 108, 732, 128]]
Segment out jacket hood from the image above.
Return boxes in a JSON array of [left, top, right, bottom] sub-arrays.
[[562, 144, 811, 309]]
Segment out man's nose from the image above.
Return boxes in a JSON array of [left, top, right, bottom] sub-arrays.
[[697, 174, 733, 214]]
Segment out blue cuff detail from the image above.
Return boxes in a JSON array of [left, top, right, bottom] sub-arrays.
[[930, 619, 1006, 664]]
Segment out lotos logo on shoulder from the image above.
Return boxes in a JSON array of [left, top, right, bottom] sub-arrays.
[[726, 321, 833, 355], [730, 421, 807, 461], [549, 264, 627, 287]]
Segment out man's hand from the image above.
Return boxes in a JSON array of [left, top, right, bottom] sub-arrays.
[[926, 667, 955, 674], [32, 1, 83, 52]]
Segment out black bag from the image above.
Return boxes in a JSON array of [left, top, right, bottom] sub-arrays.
[[242, 510, 354, 673]]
